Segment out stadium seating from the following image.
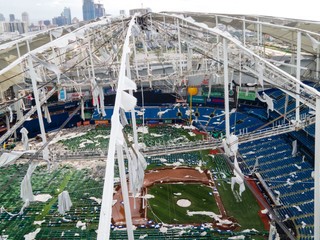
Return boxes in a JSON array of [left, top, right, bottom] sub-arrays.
[[239, 134, 315, 238]]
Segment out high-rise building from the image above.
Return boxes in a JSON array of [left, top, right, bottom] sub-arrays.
[[21, 12, 29, 27], [63, 7, 72, 25], [9, 14, 15, 22], [94, 3, 105, 18], [0, 13, 5, 21], [2, 22, 27, 34], [52, 16, 67, 26], [82, 0, 95, 21], [43, 20, 51, 26]]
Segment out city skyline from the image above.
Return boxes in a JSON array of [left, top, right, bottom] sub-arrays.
[[0, 0, 320, 24]]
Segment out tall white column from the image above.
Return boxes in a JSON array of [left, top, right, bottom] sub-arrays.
[[239, 52, 242, 87], [127, 54, 139, 147], [142, 36, 150, 77], [163, 16, 168, 52], [223, 38, 230, 139], [16, 42, 24, 78], [15, 42, 21, 57], [256, 20, 260, 47], [0, 90, 3, 102], [26, 40, 31, 52], [296, 31, 301, 122], [260, 23, 263, 56], [215, 15, 219, 43], [28, 56, 49, 162], [314, 97, 320, 239], [316, 52, 319, 80], [242, 17, 246, 46], [14, 42, 22, 141], [98, 16, 136, 240], [88, 38, 96, 78], [117, 145, 134, 240], [49, 30, 53, 42], [290, 32, 295, 75], [5, 114, 10, 131], [217, 44, 221, 72], [98, 121, 116, 240], [177, 19, 183, 76], [187, 46, 193, 72], [133, 35, 139, 79], [150, 14, 153, 40]]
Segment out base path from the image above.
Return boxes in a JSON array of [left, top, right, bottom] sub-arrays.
[[112, 167, 229, 226], [144, 167, 210, 187]]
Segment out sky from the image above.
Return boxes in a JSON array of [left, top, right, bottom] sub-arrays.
[[1, 0, 320, 23]]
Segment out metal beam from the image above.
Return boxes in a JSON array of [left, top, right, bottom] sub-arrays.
[[296, 31, 301, 122], [314, 97, 320, 239], [242, 17, 246, 46], [177, 19, 183, 76], [28, 56, 49, 162], [155, 12, 320, 110], [117, 145, 134, 240], [223, 38, 230, 139], [97, 15, 136, 240], [0, 87, 57, 145], [317, 51, 320, 80]]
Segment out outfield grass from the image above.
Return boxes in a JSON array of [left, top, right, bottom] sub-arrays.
[[216, 180, 266, 231], [147, 183, 219, 224], [60, 127, 111, 151], [205, 152, 233, 179], [35, 170, 74, 221], [146, 162, 162, 170], [201, 151, 266, 232], [60, 125, 202, 151]]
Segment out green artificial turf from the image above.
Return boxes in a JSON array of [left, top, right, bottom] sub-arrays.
[[60, 127, 111, 151], [35, 170, 74, 221], [205, 152, 265, 231], [60, 124, 202, 151], [205, 153, 232, 179], [147, 183, 219, 224], [0, 123, 268, 240], [216, 180, 265, 231]]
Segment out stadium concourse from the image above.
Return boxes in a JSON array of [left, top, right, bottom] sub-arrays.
[[0, 11, 320, 240]]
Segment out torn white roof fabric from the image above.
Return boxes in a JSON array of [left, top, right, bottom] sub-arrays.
[[20, 162, 38, 202], [58, 191, 73, 215]]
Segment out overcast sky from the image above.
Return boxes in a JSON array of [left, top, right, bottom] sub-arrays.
[[1, 0, 320, 23]]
